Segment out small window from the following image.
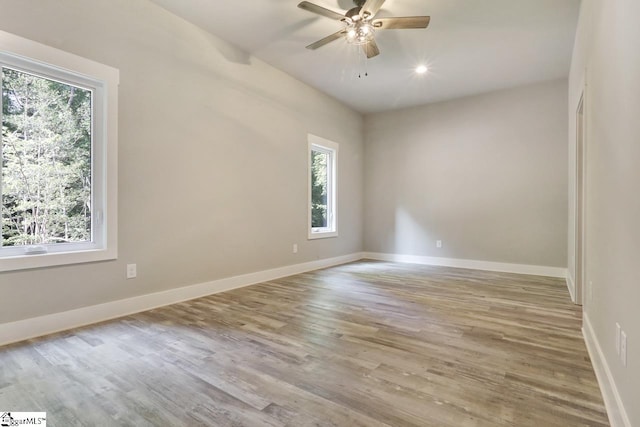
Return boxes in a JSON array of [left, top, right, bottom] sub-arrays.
[[0, 31, 118, 271], [308, 135, 338, 239]]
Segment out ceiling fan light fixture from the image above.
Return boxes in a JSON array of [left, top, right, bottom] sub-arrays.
[[346, 21, 375, 45]]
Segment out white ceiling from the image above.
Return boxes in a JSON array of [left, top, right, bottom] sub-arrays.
[[149, 0, 581, 114]]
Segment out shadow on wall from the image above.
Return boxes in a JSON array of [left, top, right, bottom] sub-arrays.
[[394, 207, 435, 255]]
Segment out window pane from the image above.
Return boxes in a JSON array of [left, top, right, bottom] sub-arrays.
[[311, 149, 328, 228], [2, 67, 92, 247]]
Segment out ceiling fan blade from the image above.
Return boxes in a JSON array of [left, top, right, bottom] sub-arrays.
[[298, 1, 345, 21], [363, 39, 380, 59], [373, 16, 431, 30], [306, 30, 347, 50], [360, 0, 386, 18]]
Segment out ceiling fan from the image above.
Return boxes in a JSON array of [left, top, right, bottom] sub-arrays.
[[298, 0, 430, 59]]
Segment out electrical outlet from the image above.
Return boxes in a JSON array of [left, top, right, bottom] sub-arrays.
[[621, 331, 627, 366], [293, 244, 298, 254], [126, 263, 137, 279], [616, 323, 621, 355], [436, 240, 442, 248]]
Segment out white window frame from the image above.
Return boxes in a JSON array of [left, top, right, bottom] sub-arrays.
[[308, 134, 338, 239], [0, 30, 119, 272]]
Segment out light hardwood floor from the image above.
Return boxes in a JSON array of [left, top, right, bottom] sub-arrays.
[[0, 261, 608, 426]]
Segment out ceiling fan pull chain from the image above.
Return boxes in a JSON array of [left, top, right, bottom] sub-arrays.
[[359, 44, 367, 78], [365, 53, 369, 77]]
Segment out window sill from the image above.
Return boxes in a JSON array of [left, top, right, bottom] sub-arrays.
[[308, 231, 338, 240], [0, 247, 117, 272]]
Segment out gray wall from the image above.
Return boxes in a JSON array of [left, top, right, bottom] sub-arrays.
[[0, 0, 364, 323], [569, 0, 640, 424], [364, 79, 568, 267]]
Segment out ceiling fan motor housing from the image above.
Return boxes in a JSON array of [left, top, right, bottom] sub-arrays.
[[346, 7, 361, 20]]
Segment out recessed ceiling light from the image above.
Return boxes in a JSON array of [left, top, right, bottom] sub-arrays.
[[415, 65, 428, 74]]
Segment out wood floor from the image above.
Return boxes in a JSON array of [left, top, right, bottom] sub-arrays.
[[0, 261, 608, 426]]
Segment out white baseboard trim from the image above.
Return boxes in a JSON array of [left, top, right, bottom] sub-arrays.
[[0, 252, 363, 348], [566, 272, 576, 302], [583, 313, 631, 427], [362, 252, 567, 278]]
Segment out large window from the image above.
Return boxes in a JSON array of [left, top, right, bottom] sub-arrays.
[[2, 68, 92, 248], [0, 31, 118, 271], [308, 135, 338, 239]]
